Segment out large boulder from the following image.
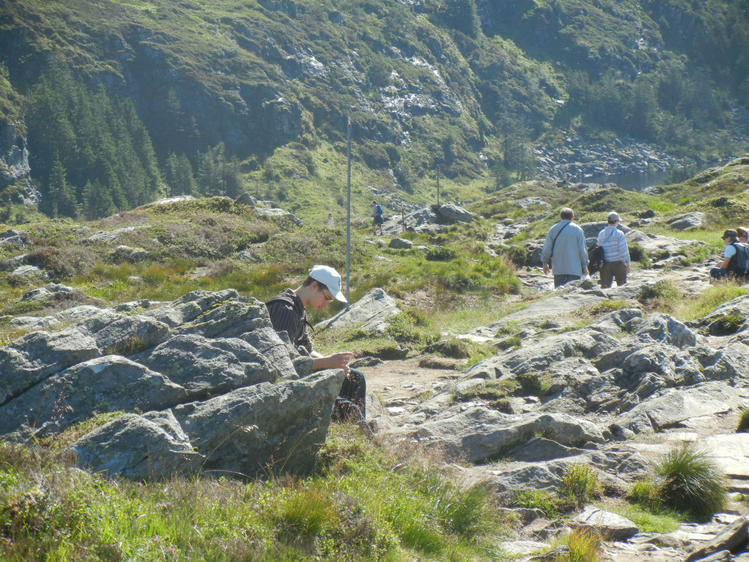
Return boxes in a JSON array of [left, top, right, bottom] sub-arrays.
[[1, 290, 347, 480], [433, 203, 474, 223], [72, 371, 342, 480], [0, 356, 187, 436], [0, 328, 100, 404]]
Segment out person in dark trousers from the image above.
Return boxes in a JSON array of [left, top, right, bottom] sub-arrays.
[[597, 211, 630, 288], [266, 265, 366, 422], [710, 229, 749, 281], [372, 200, 384, 235], [540, 207, 589, 288]]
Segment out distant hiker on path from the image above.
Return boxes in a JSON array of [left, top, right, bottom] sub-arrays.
[[541, 207, 589, 288], [372, 200, 384, 235], [266, 265, 366, 422], [327, 212, 334, 227], [710, 229, 749, 281], [597, 211, 630, 288]]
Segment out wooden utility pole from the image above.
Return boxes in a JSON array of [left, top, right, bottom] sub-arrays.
[[345, 116, 351, 308], [437, 167, 441, 206]]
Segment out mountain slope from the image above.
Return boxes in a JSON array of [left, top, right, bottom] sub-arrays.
[[1, 0, 748, 220]]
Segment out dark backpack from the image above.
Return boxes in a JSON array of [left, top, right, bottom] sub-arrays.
[[731, 242, 749, 276], [588, 244, 605, 274]]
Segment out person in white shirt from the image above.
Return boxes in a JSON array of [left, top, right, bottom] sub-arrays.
[[597, 211, 630, 288]]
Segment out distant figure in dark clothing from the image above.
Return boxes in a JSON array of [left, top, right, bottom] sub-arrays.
[[372, 200, 384, 235], [266, 265, 366, 422], [711, 229, 749, 281]]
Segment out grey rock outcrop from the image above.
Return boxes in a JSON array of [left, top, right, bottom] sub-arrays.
[[316, 288, 400, 334], [391, 407, 604, 463], [72, 371, 342, 480], [433, 203, 474, 223], [0, 289, 349, 480]]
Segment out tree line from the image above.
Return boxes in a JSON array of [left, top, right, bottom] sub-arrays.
[[25, 66, 242, 219]]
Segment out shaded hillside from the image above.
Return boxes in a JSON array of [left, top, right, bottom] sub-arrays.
[[0, 0, 748, 220]]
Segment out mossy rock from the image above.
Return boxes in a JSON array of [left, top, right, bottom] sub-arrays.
[[708, 313, 745, 336]]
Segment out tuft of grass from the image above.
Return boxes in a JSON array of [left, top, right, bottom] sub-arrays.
[[638, 280, 682, 312], [737, 408, 749, 433], [558, 464, 601, 510], [427, 337, 470, 359], [610, 497, 681, 534], [627, 480, 662, 513], [450, 379, 516, 407], [515, 372, 554, 397], [558, 528, 602, 562], [512, 488, 559, 518], [587, 300, 630, 315], [655, 444, 726, 520]]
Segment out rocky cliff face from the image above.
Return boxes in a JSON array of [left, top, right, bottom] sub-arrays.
[[0, 123, 34, 199]]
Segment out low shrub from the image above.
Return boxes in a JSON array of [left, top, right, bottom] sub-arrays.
[[558, 464, 601, 509], [655, 444, 726, 519], [426, 338, 469, 358], [627, 480, 661, 512], [426, 246, 457, 261]]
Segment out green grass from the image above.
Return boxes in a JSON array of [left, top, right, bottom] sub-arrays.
[[604, 498, 680, 534], [654, 444, 726, 520], [676, 285, 748, 322], [737, 409, 749, 433], [0, 424, 510, 561], [558, 464, 601, 510]]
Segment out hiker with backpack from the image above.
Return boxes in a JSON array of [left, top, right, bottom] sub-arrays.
[[541, 207, 589, 288], [265, 265, 366, 422], [596, 211, 630, 288], [710, 229, 749, 281]]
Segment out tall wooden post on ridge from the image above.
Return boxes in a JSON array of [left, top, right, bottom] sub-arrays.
[[345, 116, 351, 308], [437, 167, 441, 206]]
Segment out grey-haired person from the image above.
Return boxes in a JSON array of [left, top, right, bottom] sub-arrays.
[[266, 265, 366, 422], [597, 211, 630, 288], [541, 207, 589, 288]]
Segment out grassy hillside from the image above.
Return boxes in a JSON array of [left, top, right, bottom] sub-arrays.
[[1, 159, 748, 560]]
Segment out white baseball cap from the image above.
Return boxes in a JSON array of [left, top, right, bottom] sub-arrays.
[[309, 265, 347, 303], [607, 211, 621, 223]]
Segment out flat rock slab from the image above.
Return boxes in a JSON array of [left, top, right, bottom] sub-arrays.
[[497, 540, 549, 556], [697, 434, 749, 480], [572, 506, 639, 541], [464, 292, 608, 341], [622, 383, 740, 433]]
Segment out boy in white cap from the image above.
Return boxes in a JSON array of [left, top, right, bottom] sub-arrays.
[[596, 211, 630, 288], [266, 265, 366, 421]]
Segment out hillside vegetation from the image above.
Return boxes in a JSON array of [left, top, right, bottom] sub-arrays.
[[1, 153, 749, 559], [1, 0, 748, 223]]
